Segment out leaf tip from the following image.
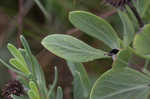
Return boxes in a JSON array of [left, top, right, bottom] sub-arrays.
[[7, 43, 15, 51], [7, 43, 12, 48]]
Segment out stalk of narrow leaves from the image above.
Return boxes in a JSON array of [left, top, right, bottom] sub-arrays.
[[1, 80, 25, 99]]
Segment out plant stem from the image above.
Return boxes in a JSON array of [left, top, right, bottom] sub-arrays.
[[18, 0, 24, 48], [127, 2, 144, 28]]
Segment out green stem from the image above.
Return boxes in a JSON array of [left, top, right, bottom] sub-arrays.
[[47, 67, 58, 99]]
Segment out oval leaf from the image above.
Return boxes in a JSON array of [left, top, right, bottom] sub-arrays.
[[69, 11, 120, 49], [42, 34, 108, 62], [90, 67, 150, 99]]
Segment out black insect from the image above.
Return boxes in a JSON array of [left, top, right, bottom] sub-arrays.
[[107, 48, 119, 56]]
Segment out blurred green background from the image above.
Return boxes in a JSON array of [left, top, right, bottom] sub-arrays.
[[0, 0, 126, 98]]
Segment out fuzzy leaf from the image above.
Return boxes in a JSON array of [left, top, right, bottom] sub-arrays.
[[90, 67, 150, 99], [42, 34, 108, 62], [69, 11, 120, 49]]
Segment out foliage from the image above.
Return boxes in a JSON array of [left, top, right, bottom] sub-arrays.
[[41, 0, 150, 99], [0, 36, 61, 99], [1, 0, 150, 99]]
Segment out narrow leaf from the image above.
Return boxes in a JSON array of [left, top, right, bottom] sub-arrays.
[[56, 87, 63, 99], [0, 58, 26, 77], [73, 72, 86, 99], [20, 35, 47, 98], [7, 44, 26, 66], [67, 61, 90, 96], [134, 0, 150, 17], [125, 6, 138, 29], [20, 35, 34, 74], [118, 11, 135, 47], [9, 58, 31, 75]]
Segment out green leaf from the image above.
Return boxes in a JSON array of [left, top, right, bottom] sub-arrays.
[[69, 11, 120, 49], [125, 6, 138, 29], [67, 61, 90, 96], [0, 58, 26, 77], [20, 35, 47, 98], [134, 0, 150, 17], [28, 90, 36, 99], [29, 81, 40, 99], [56, 87, 63, 99], [118, 11, 135, 47], [19, 49, 32, 72], [9, 58, 31, 75], [73, 72, 86, 99], [133, 24, 150, 58], [90, 67, 150, 99], [7, 44, 26, 66], [42, 34, 108, 62], [20, 35, 35, 75]]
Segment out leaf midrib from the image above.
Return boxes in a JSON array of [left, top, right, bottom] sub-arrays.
[[73, 14, 118, 48], [101, 85, 149, 99]]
